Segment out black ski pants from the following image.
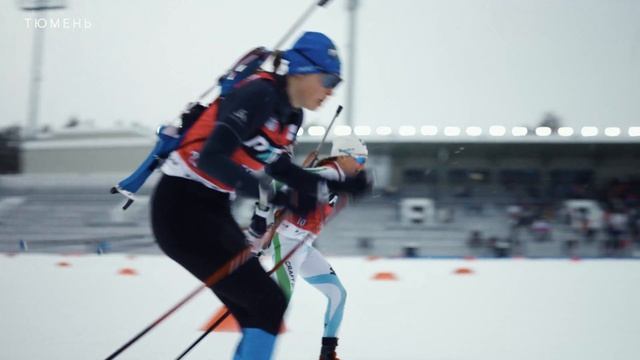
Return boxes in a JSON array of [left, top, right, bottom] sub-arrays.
[[151, 175, 287, 335]]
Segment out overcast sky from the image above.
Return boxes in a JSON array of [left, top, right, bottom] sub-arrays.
[[1, 0, 639, 132]]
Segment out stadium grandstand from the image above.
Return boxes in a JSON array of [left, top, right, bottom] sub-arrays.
[[1, 124, 639, 258]]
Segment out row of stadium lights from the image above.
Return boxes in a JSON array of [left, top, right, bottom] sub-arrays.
[[297, 125, 640, 137]]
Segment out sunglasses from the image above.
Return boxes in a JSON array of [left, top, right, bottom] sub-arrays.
[[321, 73, 342, 89], [294, 49, 343, 89], [352, 155, 367, 165]]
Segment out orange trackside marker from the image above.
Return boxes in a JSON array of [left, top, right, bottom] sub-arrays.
[[118, 268, 138, 276], [56, 261, 71, 267], [372, 272, 398, 281], [366, 255, 381, 261], [201, 306, 287, 333], [454, 267, 474, 275], [201, 307, 240, 332]]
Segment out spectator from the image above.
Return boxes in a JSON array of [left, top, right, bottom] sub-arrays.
[[531, 218, 552, 242], [467, 230, 483, 248], [604, 209, 628, 256], [489, 236, 511, 258]]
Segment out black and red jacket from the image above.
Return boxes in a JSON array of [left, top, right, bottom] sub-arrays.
[[162, 72, 320, 197]]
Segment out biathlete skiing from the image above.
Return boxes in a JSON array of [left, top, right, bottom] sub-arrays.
[[150, 31, 370, 360], [246, 135, 368, 360]]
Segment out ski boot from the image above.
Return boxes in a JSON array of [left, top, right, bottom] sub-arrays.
[[319, 337, 340, 360]]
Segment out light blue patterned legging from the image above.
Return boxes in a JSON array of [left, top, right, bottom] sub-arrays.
[[272, 233, 347, 337]]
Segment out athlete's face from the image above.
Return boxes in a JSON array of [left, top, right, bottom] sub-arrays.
[[288, 74, 335, 111], [336, 155, 366, 177]]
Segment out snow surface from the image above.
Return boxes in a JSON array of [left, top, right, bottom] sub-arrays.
[[1, 254, 639, 360]]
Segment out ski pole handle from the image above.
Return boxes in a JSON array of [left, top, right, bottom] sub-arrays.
[[301, 150, 319, 168]]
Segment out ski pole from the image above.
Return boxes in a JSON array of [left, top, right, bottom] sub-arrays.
[[104, 247, 253, 360]]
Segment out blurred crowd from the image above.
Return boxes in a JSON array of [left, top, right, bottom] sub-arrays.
[[465, 177, 640, 258]]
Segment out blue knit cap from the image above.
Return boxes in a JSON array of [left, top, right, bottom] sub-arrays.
[[283, 32, 341, 76]]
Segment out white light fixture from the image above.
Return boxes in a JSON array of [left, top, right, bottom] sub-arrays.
[[581, 126, 598, 137], [465, 126, 482, 136], [489, 125, 506, 136], [512, 127, 528, 136], [308, 126, 326, 136], [420, 126, 438, 136], [629, 127, 640, 137], [558, 127, 574, 136], [398, 125, 416, 136], [375, 126, 392, 136], [535, 127, 552, 136], [353, 125, 372, 136], [604, 127, 621, 137], [296, 127, 304, 136], [444, 126, 461, 136], [333, 125, 352, 136]]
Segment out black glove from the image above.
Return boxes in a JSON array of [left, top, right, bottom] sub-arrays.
[[247, 205, 269, 239], [272, 188, 319, 217], [257, 171, 324, 217], [245, 203, 274, 254], [326, 171, 373, 198]]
